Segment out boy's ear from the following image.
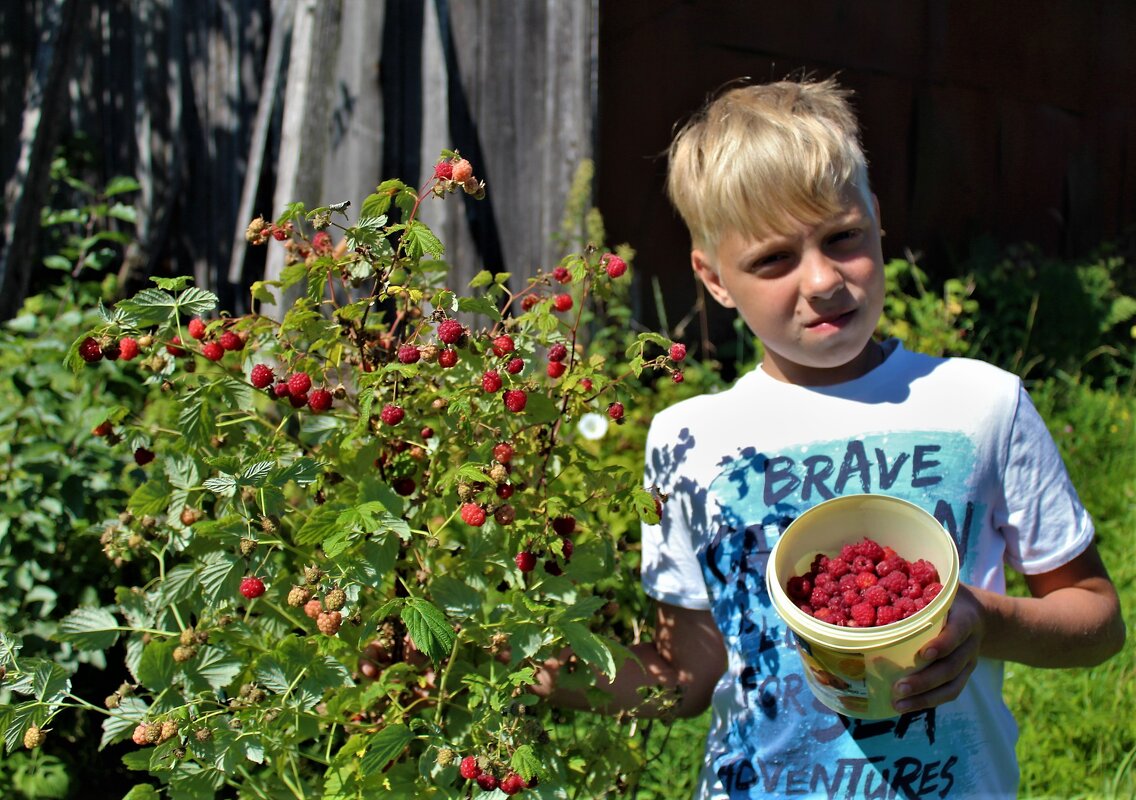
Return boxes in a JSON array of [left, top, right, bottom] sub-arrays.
[[691, 249, 736, 309]]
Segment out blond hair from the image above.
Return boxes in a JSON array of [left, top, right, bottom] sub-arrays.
[[666, 77, 871, 255]]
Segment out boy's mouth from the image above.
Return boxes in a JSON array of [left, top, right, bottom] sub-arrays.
[[805, 308, 856, 329]]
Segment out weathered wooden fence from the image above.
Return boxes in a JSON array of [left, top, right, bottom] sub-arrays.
[[0, 0, 598, 321]]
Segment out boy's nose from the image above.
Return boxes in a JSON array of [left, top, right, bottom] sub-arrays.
[[801, 251, 845, 299]]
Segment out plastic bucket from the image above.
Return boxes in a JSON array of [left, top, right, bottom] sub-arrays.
[[766, 494, 960, 719]]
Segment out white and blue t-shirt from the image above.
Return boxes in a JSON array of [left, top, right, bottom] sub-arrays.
[[641, 340, 1093, 799]]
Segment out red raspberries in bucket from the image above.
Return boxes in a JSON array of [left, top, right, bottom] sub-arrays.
[[786, 537, 941, 628]]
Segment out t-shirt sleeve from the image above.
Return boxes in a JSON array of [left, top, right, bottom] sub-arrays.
[[997, 384, 1094, 574], [640, 410, 711, 610]]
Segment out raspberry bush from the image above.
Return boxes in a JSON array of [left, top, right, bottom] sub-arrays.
[[0, 154, 692, 798]]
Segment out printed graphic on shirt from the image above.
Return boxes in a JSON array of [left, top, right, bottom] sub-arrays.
[[699, 430, 988, 799]]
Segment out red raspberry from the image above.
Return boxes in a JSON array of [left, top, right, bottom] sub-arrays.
[[850, 602, 876, 627], [809, 588, 831, 608], [500, 773, 526, 795], [909, 559, 940, 585], [814, 572, 835, 590], [503, 389, 527, 413], [607, 402, 624, 421], [201, 341, 224, 361], [552, 515, 576, 536], [553, 293, 573, 312], [273, 381, 291, 398], [876, 555, 906, 577], [493, 442, 514, 463], [250, 364, 275, 389], [548, 343, 568, 362], [271, 225, 288, 241], [514, 551, 537, 572], [460, 503, 487, 527], [491, 334, 515, 357], [421, 426, 434, 439], [459, 756, 481, 780], [580, 378, 593, 392], [838, 573, 859, 592], [880, 570, 909, 593], [188, 317, 207, 340], [437, 319, 463, 344], [505, 356, 524, 374], [903, 580, 925, 599], [842, 589, 861, 607], [813, 607, 836, 624], [397, 344, 421, 364], [521, 294, 541, 311], [434, 160, 454, 180], [220, 330, 243, 351], [308, 389, 333, 412], [604, 254, 628, 278], [79, 336, 103, 363], [669, 342, 687, 362], [856, 538, 885, 561], [287, 372, 312, 397], [476, 773, 499, 792], [166, 335, 186, 357], [438, 348, 458, 368], [672, 371, 685, 384], [311, 231, 332, 254], [894, 597, 917, 617], [317, 611, 342, 635], [552, 265, 571, 283], [240, 576, 266, 599], [547, 361, 566, 378], [786, 575, 812, 601], [922, 582, 943, 602], [380, 404, 405, 426], [451, 159, 473, 183], [118, 337, 140, 361], [134, 447, 155, 466], [876, 605, 904, 625], [856, 572, 879, 589], [482, 369, 503, 393], [864, 585, 890, 607], [560, 537, 574, 561]]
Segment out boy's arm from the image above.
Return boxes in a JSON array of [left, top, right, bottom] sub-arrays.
[[891, 541, 1125, 713], [534, 602, 727, 719]]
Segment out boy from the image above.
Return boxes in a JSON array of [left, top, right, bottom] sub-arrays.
[[536, 78, 1125, 798]]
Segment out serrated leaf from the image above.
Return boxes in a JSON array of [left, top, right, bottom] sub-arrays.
[[250, 281, 277, 305], [401, 598, 455, 664], [183, 645, 243, 693], [555, 595, 608, 623], [456, 295, 501, 321], [115, 288, 178, 327], [159, 564, 200, 606], [177, 287, 220, 318], [359, 723, 413, 774], [3, 702, 39, 753], [198, 552, 241, 604], [239, 460, 274, 486], [428, 576, 482, 619], [122, 785, 161, 800], [56, 607, 120, 651], [178, 398, 209, 446], [105, 175, 142, 196], [557, 621, 616, 681], [128, 478, 172, 517], [510, 744, 541, 781], [293, 504, 344, 545], [218, 376, 254, 410], [137, 637, 177, 691], [272, 457, 322, 486], [164, 453, 201, 490], [203, 474, 237, 497], [469, 269, 494, 288]]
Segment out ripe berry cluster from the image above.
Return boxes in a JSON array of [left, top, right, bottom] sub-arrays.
[[786, 537, 943, 627], [458, 755, 536, 795]]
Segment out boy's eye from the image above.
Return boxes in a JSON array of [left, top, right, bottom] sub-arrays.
[[828, 228, 862, 246]]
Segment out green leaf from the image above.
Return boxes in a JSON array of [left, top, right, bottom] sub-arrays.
[[137, 638, 177, 691], [202, 474, 237, 497], [105, 175, 142, 196], [122, 785, 161, 800], [510, 744, 542, 781], [294, 504, 344, 545], [359, 723, 413, 774], [177, 287, 221, 318], [557, 621, 616, 681], [43, 254, 72, 271], [128, 478, 172, 517], [198, 552, 242, 604], [272, 457, 322, 486], [469, 269, 494, 288], [56, 607, 120, 651], [183, 645, 243, 693], [428, 576, 482, 619], [456, 295, 501, 321], [239, 460, 274, 486], [218, 376, 254, 411], [100, 696, 148, 750], [400, 220, 444, 259], [401, 598, 455, 664], [250, 281, 277, 305]]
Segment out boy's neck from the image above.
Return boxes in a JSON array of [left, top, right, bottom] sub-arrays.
[[761, 339, 886, 387]]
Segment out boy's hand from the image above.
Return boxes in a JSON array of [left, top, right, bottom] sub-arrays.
[[890, 584, 985, 714]]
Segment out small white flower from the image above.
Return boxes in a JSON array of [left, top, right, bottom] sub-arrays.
[[578, 412, 609, 441]]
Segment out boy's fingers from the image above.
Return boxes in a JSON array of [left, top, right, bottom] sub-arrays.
[[892, 636, 979, 712]]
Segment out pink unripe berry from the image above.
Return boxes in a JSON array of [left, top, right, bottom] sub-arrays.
[[434, 160, 454, 180], [669, 342, 687, 362], [493, 442, 514, 463], [604, 254, 628, 278], [118, 337, 140, 361], [672, 371, 685, 383], [553, 293, 573, 312], [451, 159, 473, 183]]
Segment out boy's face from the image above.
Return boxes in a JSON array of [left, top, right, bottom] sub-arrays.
[[692, 187, 886, 386]]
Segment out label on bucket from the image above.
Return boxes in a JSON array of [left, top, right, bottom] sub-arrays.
[[795, 634, 871, 717]]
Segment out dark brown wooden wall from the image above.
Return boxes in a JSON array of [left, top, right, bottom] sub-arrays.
[[596, 0, 1136, 345]]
